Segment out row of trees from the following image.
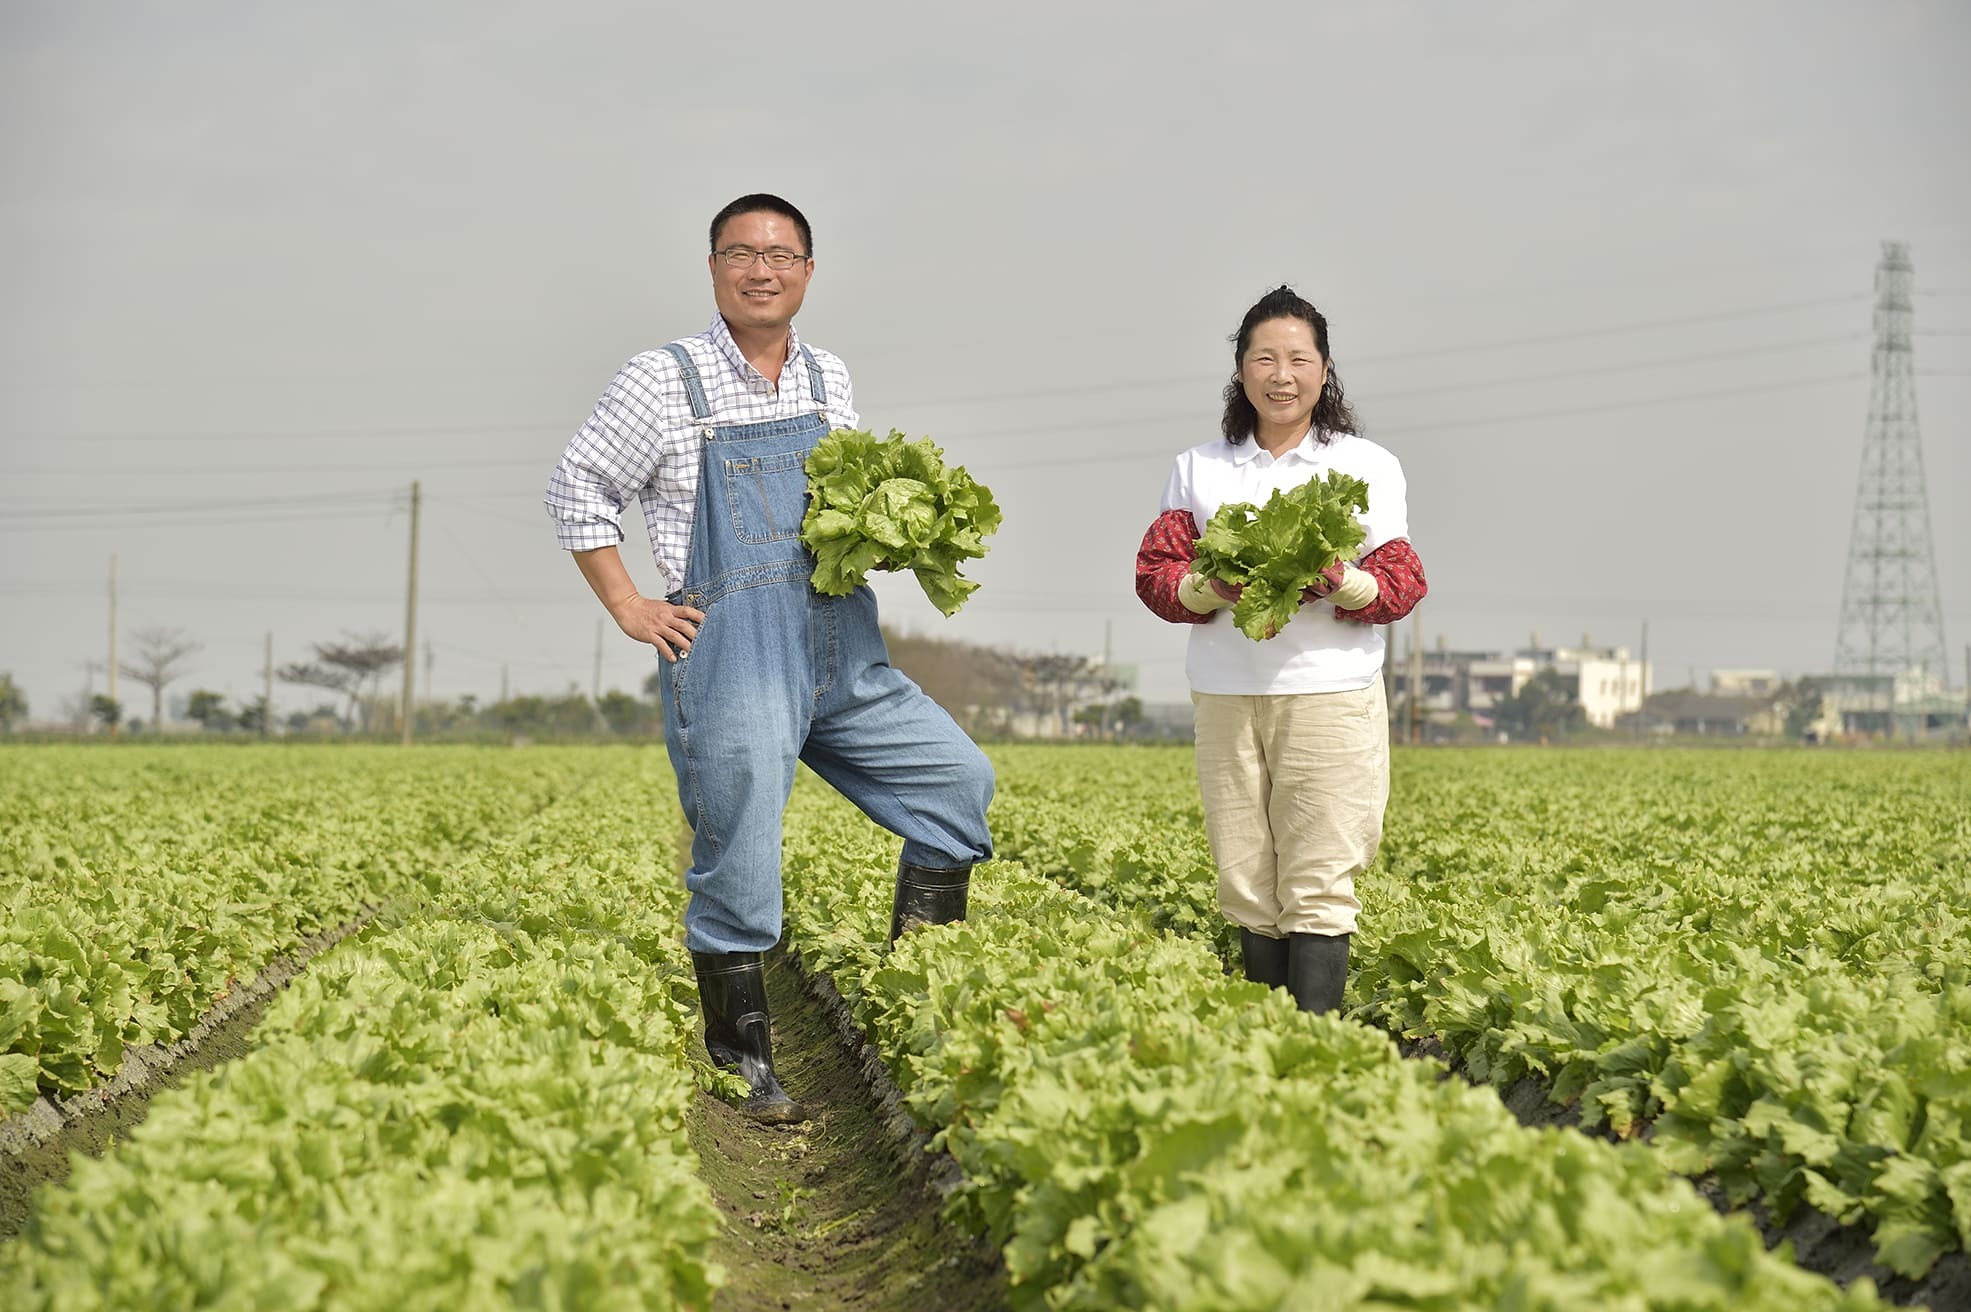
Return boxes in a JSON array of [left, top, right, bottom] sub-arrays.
[[10, 626, 1157, 742], [0, 629, 205, 735], [877, 634, 1154, 739]]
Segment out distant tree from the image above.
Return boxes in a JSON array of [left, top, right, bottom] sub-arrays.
[[237, 695, 271, 736], [597, 689, 658, 735], [1495, 668, 1586, 742], [0, 673, 25, 731], [881, 630, 1025, 737], [185, 689, 233, 731], [1021, 653, 1119, 736], [120, 627, 201, 731], [278, 663, 357, 727], [1071, 695, 1147, 741], [284, 702, 343, 735], [481, 693, 596, 738], [411, 697, 476, 735], [280, 632, 403, 732], [1766, 678, 1823, 741], [1111, 695, 1145, 737], [89, 694, 122, 732]]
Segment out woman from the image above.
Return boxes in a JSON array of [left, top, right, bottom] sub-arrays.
[[1134, 285, 1427, 1013]]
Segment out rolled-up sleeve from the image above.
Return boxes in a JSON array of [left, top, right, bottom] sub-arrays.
[[544, 360, 667, 551]]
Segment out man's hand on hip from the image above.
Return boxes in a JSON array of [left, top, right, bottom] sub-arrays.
[[611, 595, 705, 662], [571, 546, 704, 662]]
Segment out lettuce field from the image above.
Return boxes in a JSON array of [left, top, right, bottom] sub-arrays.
[[2, 743, 1966, 1310]]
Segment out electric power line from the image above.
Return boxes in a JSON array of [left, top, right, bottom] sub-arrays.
[[3, 293, 1886, 446], [0, 490, 401, 525], [12, 328, 1941, 478]]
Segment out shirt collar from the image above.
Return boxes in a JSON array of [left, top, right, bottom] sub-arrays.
[[1234, 426, 1322, 465], [709, 314, 800, 382]]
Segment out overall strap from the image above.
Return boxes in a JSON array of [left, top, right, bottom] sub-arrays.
[[661, 342, 713, 420], [799, 344, 827, 407]]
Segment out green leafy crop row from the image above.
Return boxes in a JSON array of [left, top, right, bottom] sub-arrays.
[[777, 768, 1889, 1310], [981, 745, 1971, 1279], [0, 746, 593, 1113], [3, 750, 724, 1310]]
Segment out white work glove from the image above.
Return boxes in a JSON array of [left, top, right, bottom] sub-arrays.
[[1301, 563, 1379, 612], [1178, 571, 1240, 614]]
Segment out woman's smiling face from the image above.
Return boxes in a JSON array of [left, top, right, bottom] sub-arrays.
[[1239, 316, 1327, 444]]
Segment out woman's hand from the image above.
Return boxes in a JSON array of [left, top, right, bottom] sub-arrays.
[[1178, 571, 1240, 615], [1301, 563, 1379, 611]]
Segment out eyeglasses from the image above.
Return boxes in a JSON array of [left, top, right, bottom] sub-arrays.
[[714, 246, 809, 271]]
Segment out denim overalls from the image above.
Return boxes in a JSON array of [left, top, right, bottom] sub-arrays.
[[658, 342, 994, 955]]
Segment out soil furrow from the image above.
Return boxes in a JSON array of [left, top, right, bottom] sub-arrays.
[[686, 947, 1006, 1311], [1395, 1033, 1970, 1309], [0, 905, 379, 1239]]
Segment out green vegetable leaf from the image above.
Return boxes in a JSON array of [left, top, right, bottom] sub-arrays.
[[1191, 470, 1370, 641], [801, 428, 1001, 616]]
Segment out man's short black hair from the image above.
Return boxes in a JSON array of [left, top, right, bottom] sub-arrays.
[[709, 194, 813, 257]]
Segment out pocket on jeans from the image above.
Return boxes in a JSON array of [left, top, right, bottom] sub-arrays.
[[722, 450, 810, 544]]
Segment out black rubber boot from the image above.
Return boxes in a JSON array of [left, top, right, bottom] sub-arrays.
[[1239, 928, 1289, 988], [1286, 932, 1351, 1015], [690, 951, 805, 1125], [889, 859, 972, 942]]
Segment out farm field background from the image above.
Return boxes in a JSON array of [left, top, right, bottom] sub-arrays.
[[2, 742, 1966, 1310]]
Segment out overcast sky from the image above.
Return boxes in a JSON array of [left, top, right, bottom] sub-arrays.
[[3, 1, 1967, 721]]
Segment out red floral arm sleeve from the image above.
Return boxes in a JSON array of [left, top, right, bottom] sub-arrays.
[[1337, 537, 1427, 626], [1135, 509, 1212, 625]]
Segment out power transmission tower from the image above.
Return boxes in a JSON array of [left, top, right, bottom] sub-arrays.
[[1832, 242, 1950, 733]]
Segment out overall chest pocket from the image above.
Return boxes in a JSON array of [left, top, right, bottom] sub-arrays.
[[721, 449, 812, 544]]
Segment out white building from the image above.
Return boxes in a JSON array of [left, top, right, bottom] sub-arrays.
[[1518, 635, 1651, 730], [1389, 632, 1651, 732], [1710, 668, 1782, 697], [1813, 669, 1967, 739]]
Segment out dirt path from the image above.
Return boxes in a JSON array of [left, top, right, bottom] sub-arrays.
[[687, 949, 1007, 1312], [5, 904, 1009, 1311]]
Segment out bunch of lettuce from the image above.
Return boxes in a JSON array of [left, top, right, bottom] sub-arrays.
[[801, 428, 1002, 616], [1191, 469, 1371, 641]]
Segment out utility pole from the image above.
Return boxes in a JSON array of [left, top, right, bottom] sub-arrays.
[[500, 664, 509, 705], [107, 553, 119, 739], [263, 631, 273, 738], [1635, 620, 1648, 743], [401, 481, 421, 746], [1408, 618, 1423, 745], [593, 618, 604, 704], [1382, 625, 1395, 731]]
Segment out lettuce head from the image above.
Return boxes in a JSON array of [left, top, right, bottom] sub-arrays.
[[801, 428, 1002, 616], [1190, 470, 1370, 641]]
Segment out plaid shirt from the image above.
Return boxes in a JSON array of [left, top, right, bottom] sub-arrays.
[[545, 315, 858, 593]]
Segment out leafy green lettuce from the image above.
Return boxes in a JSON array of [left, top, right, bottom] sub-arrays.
[[801, 428, 1002, 616], [1190, 470, 1370, 641]]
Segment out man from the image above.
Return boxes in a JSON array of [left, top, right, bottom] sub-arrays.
[[544, 194, 994, 1124]]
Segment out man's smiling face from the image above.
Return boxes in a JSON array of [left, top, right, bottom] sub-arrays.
[[709, 210, 813, 341]]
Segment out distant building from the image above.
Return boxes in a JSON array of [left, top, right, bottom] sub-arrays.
[[1709, 668, 1781, 697], [1636, 689, 1784, 738], [1389, 632, 1651, 732], [1811, 669, 1966, 739]]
